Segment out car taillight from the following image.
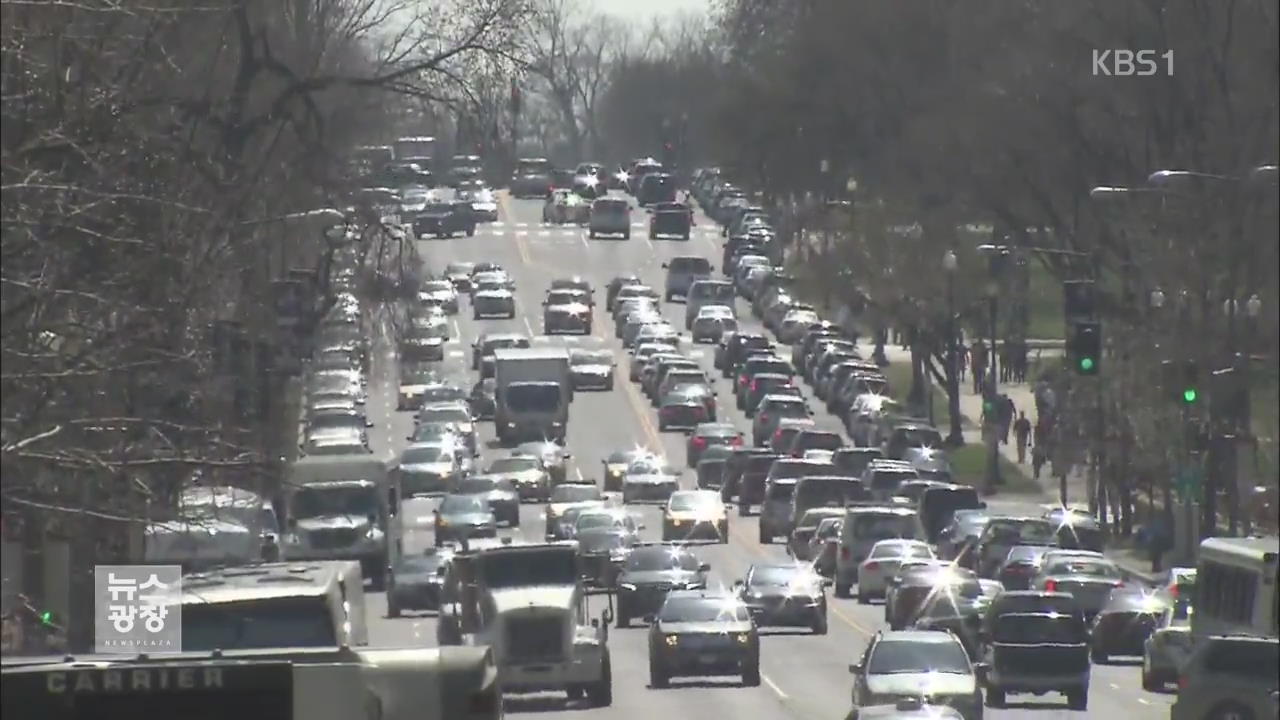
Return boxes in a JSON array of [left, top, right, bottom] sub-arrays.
[[751, 379, 759, 390], [693, 437, 707, 448], [730, 437, 743, 445], [1044, 579, 1057, 592], [774, 429, 784, 440], [1177, 674, 1189, 690], [739, 375, 748, 386], [1169, 585, 1179, 598], [864, 561, 879, 571], [759, 414, 769, 424]]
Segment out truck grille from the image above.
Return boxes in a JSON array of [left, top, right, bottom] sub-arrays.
[[505, 615, 565, 663], [308, 528, 359, 549]]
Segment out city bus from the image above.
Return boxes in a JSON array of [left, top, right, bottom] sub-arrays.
[[1192, 535, 1279, 641]]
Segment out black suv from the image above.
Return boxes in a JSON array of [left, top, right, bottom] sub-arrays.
[[649, 201, 692, 240], [412, 201, 476, 238]]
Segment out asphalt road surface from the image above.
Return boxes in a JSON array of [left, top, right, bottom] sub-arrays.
[[358, 191, 1177, 720]]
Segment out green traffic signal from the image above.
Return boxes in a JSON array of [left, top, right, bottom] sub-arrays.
[[1079, 357, 1095, 372], [1183, 388, 1198, 404], [39, 611, 53, 625]]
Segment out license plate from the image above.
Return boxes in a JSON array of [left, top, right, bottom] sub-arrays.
[[697, 653, 719, 664]]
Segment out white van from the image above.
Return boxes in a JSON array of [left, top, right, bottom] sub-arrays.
[[833, 505, 920, 597]]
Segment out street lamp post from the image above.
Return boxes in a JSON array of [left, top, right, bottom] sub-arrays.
[[943, 250, 963, 446], [977, 243, 1008, 492]]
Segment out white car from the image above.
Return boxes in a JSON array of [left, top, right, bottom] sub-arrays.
[[857, 539, 936, 603], [691, 305, 738, 343], [777, 308, 822, 344]]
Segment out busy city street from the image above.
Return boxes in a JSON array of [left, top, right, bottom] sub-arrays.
[[347, 190, 1183, 720]]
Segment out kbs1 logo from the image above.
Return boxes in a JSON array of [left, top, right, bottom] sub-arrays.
[[1092, 49, 1174, 76]]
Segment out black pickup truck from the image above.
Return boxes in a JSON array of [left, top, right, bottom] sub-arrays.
[[980, 611, 1091, 710]]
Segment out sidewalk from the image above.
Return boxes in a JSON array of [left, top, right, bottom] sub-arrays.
[[838, 335, 1162, 583]]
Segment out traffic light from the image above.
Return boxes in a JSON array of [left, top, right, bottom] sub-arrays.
[[1160, 359, 1201, 404], [1068, 321, 1101, 375]]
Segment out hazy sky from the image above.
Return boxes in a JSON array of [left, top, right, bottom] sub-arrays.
[[586, 0, 711, 23]]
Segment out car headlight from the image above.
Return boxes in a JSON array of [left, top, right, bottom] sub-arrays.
[[619, 583, 637, 591], [365, 526, 383, 540], [437, 518, 450, 528], [735, 633, 751, 644], [664, 635, 679, 647]]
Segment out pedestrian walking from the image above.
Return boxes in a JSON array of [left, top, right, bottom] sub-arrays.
[[999, 395, 1015, 445], [971, 340, 988, 394], [999, 341, 1011, 383], [1014, 412, 1032, 463], [1014, 340, 1028, 383], [956, 340, 968, 382]]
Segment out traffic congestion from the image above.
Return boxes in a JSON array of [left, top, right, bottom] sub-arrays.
[[282, 154, 1275, 720]]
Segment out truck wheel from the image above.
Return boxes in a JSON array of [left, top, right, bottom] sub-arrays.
[[473, 311, 482, 320], [758, 522, 770, 544], [589, 230, 596, 239], [566, 686, 584, 701], [985, 689, 1005, 708], [368, 566, 386, 592], [591, 657, 616, 709], [741, 660, 761, 687], [1141, 662, 1161, 691], [738, 501, 749, 517], [508, 310, 516, 319], [649, 657, 669, 689], [623, 231, 630, 240], [682, 233, 690, 241], [811, 611, 828, 635], [510, 513, 521, 528], [1091, 646, 1108, 664], [465, 226, 475, 237], [1066, 687, 1088, 711], [616, 609, 630, 629]]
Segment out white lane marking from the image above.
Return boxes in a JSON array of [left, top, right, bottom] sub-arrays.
[[762, 673, 788, 699], [447, 350, 464, 358], [1138, 698, 1150, 705], [451, 319, 461, 338], [631, 222, 643, 228], [575, 467, 585, 482], [516, 230, 528, 237], [644, 234, 654, 250], [523, 316, 534, 335], [515, 222, 528, 228], [492, 222, 505, 228], [579, 232, 589, 248], [1109, 683, 1119, 690], [538, 230, 551, 237]]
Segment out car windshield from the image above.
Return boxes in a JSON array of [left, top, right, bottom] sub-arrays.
[[1043, 560, 1120, 577], [669, 493, 718, 511], [422, 386, 466, 403], [422, 281, 452, 292], [446, 263, 474, 274], [291, 486, 375, 519], [477, 549, 577, 588], [456, 477, 512, 494], [659, 597, 749, 623], [439, 495, 487, 514], [576, 513, 620, 531], [626, 548, 700, 571], [488, 457, 540, 473], [483, 337, 528, 353], [607, 450, 646, 464], [993, 615, 1087, 644], [182, 597, 335, 651], [402, 446, 450, 464], [749, 566, 810, 586], [419, 407, 469, 424], [551, 485, 601, 503], [396, 553, 447, 574], [871, 543, 933, 560], [547, 290, 586, 305], [853, 514, 916, 539], [517, 160, 552, 174], [571, 350, 612, 365], [867, 639, 971, 675], [422, 203, 452, 214]]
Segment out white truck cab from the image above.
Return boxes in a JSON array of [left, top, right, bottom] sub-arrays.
[[437, 540, 614, 706]]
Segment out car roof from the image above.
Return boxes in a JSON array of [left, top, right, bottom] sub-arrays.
[[874, 629, 963, 644]]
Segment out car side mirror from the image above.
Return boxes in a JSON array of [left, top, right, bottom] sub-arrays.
[[848, 662, 862, 674], [366, 419, 375, 428], [661, 262, 669, 269], [637, 523, 646, 530], [978, 501, 988, 509], [406, 435, 415, 441], [974, 662, 989, 683]]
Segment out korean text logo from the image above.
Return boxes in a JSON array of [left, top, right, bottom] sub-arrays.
[[94, 565, 182, 654]]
